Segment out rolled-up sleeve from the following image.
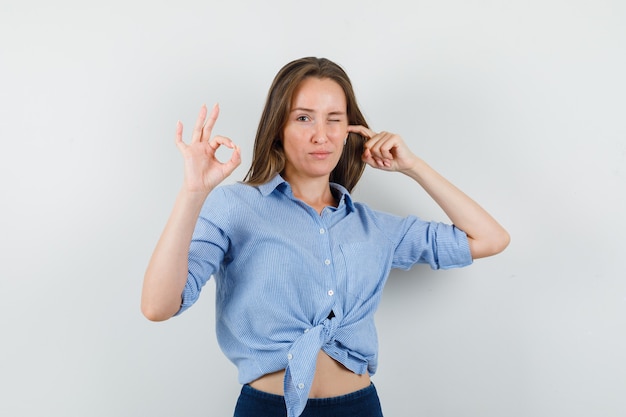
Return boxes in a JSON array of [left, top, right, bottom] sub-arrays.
[[392, 216, 473, 271], [175, 188, 230, 315]]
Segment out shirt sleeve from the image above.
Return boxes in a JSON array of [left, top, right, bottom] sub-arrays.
[[175, 187, 231, 315], [391, 215, 473, 271]]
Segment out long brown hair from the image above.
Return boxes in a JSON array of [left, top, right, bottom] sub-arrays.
[[243, 57, 369, 193]]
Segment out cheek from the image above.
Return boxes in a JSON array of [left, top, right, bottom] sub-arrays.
[[282, 126, 299, 146], [327, 123, 348, 138], [284, 124, 311, 140], [282, 127, 306, 155]]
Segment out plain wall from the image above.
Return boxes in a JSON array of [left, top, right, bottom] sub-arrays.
[[1, 1, 625, 416]]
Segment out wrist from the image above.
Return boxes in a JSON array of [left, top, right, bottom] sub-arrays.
[[177, 186, 211, 207], [399, 156, 425, 178]]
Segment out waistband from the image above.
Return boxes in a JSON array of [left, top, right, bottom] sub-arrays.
[[241, 383, 378, 407]]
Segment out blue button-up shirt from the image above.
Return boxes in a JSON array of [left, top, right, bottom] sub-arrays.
[[178, 174, 472, 417]]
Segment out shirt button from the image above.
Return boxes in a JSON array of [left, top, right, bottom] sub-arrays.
[[287, 353, 293, 360], [328, 290, 334, 296], [298, 383, 305, 389], [319, 228, 325, 234], [324, 259, 331, 265]]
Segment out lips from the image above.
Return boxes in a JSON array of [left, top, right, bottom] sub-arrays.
[[309, 151, 332, 159]]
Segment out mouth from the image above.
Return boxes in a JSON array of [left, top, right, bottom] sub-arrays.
[[309, 151, 332, 160]]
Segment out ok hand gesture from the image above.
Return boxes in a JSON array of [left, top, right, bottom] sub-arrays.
[[175, 104, 241, 194]]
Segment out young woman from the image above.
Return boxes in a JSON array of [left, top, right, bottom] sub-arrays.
[[142, 57, 510, 417]]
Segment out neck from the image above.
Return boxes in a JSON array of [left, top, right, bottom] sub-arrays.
[[284, 174, 336, 214]]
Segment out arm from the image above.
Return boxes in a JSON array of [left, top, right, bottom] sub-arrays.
[[399, 158, 510, 259], [347, 126, 509, 259], [141, 104, 241, 321]]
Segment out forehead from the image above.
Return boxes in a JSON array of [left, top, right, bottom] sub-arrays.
[[291, 77, 346, 108]]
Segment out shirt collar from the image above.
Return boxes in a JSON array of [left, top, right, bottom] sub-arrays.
[[330, 182, 355, 212], [257, 174, 355, 212], [257, 174, 286, 196]]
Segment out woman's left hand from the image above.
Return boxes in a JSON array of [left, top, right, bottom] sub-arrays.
[[348, 125, 419, 173]]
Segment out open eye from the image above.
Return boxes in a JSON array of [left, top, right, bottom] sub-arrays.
[[296, 115, 310, 122]]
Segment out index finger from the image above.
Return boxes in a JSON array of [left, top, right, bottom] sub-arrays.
[[348, 125, 376, 139]]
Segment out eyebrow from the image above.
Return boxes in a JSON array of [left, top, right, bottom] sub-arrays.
[[290, 107, 346, 115]]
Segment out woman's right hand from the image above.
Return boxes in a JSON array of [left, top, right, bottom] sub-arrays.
[[175, 103, 241, 194]]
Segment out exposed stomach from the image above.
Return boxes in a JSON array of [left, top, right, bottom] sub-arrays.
[[249, 350, 371, 398]]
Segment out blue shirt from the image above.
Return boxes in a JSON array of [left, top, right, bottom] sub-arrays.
[[178, 174, 472, 417]]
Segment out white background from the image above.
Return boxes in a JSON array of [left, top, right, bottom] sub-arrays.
[[1, 1, 625, 416]]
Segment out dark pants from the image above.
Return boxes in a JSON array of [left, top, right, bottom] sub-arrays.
[[234, 383, 384, 417]]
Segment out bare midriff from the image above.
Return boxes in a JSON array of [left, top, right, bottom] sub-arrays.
[[249, 350, 371, 398]]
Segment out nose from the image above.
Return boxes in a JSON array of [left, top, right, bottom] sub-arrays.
[[312, 122, 327, 144]]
